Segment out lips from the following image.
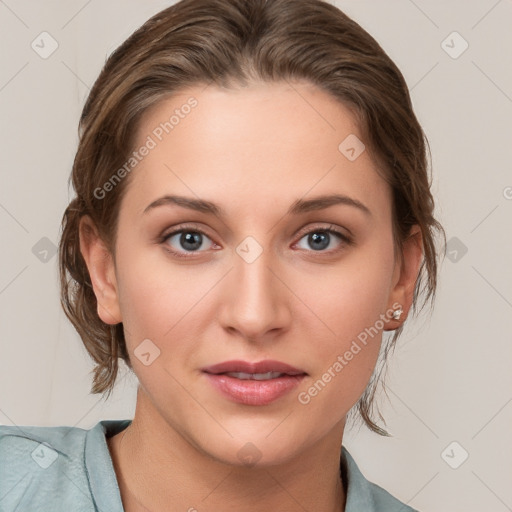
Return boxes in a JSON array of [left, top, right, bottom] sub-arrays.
[[201, 359, 307, 377], [201, 360, 307, 405]]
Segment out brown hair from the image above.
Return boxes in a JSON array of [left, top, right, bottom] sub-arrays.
[[59, 0, 445, 435]]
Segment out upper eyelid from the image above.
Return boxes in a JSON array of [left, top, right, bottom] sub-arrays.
[[162, 222, 348, 237], [161, 223, 214, 240], [295, 223, 348, 237]]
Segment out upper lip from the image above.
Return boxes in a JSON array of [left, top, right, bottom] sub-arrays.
[[201, 360, 307, 376]]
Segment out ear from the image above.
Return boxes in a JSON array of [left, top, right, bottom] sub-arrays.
[[384, 225, 423, 331], [79, 215, 122, 325]]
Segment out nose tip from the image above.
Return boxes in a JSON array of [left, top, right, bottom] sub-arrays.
[[216, 251, 291, 342]]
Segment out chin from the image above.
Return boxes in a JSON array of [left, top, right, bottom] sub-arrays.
[[190, 419, 311, 468]]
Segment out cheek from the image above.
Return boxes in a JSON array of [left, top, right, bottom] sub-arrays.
[[115, 246, 221, 358], [114, 245, 181, 341], [294, 242, 395, 403], [303, 247, 394, 344]]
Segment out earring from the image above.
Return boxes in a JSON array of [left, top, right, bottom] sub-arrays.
[[392, 308, 403, 320]]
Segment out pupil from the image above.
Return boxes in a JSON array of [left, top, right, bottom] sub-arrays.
[[309, 232, 329, 250], [181, 232, 202, 251]]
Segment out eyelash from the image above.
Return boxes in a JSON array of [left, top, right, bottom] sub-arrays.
[[158, 223, 353, 259]]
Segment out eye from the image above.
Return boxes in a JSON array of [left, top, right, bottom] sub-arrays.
[[161, 225, 217, 258], [294, 225, 352, 253], [159, 223, 353, 259]]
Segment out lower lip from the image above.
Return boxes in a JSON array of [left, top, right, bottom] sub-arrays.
[[203, 373, 306, 405]]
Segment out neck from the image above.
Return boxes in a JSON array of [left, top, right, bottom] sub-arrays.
[[108, 388, 346, 512]]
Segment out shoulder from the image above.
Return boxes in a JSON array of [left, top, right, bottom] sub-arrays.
[[341, 447, 419, 512], [0, 420, 127, 512]]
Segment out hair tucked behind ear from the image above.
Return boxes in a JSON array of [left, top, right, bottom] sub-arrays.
[[59, 0, 445, 433], [60, 197, 131, 397]]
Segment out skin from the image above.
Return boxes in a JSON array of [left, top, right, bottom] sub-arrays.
[[79, 80, 423, 512]]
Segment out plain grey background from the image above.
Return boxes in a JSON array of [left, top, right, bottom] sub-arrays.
[[1, 1, 511, 511]]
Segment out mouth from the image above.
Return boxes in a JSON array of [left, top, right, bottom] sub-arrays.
[[219, 371, 295, 381], [201, 359, 308, 378], [201, 360, 308, 405]]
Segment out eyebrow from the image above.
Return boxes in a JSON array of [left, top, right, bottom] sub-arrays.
[[143, 193, 372, 218]]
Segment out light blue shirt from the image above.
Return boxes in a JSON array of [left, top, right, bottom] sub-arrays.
[[0, 419, 418, 511]]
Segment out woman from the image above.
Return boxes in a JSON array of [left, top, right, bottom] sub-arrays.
[[0, 0, 444, 510]]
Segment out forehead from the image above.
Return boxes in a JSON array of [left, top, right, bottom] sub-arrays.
[[121, 81, 391, 220]]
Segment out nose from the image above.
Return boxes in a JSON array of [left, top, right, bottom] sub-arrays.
[[216, 243, 292, 343]]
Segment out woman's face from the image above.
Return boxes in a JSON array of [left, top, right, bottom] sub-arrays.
[[85, 81, 418, 466]]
